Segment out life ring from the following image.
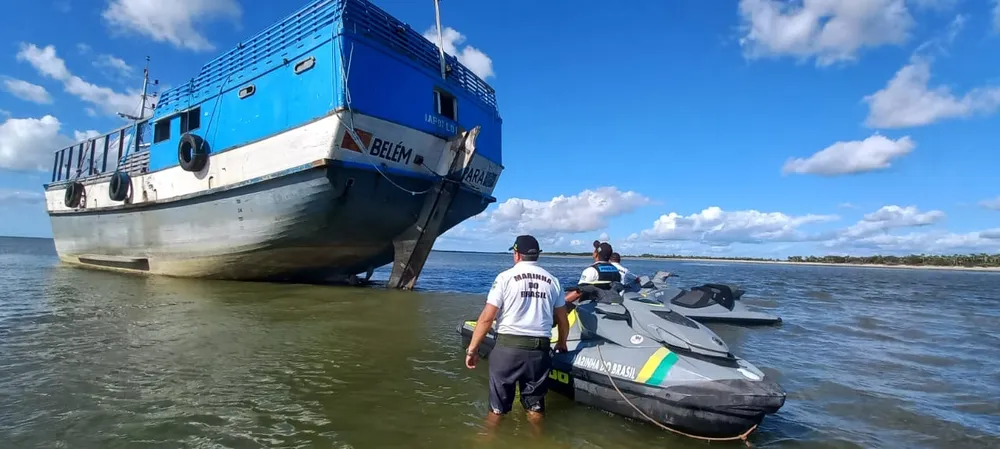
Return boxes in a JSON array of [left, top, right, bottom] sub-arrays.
[[109, 170, 131, 202], [178, 133, 208, 172], [64, 181, 84, 208]]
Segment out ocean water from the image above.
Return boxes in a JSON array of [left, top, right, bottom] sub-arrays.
[[1, 236, 998, 448]]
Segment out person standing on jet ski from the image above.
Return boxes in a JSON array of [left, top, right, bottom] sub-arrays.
[[465, 234, 570, 430], [565, 241, 622, 304]]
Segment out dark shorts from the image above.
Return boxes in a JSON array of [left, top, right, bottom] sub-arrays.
[[488, 334, 552, 415]]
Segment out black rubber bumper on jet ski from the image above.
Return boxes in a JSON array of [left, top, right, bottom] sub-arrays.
[[458, 324, 785, 439]]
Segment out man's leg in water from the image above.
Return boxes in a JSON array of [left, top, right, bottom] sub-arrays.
[[518, 348, 551, 436], [485, 346, 520, 431]]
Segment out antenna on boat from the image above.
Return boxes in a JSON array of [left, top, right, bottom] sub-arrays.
[[433, 0, 446, 79], [118, 56, 152, 122]]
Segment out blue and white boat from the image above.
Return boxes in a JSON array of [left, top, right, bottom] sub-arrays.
[[41, 0, 503, 288]]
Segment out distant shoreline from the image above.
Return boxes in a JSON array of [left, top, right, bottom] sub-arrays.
[[607, 256, 1000, 273], [4, 237, 997, 273], [437, 251, 1000, 273]]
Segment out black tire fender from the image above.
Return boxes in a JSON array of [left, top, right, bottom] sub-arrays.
[[178, 133, 208, 172], [109, 170, 131, 202], [64, 181, 84, 208]]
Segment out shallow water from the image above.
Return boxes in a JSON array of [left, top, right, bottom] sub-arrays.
[[1, 237, 998, 448]]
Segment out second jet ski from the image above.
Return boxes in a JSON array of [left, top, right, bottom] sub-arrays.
[[633, 271, 782, 325]]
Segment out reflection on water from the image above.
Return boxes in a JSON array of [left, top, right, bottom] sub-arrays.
[[1, 238, 998, 448]]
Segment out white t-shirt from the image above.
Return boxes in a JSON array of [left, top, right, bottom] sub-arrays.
[[611, 262, 638, 284], [486, 261, 565, 338]]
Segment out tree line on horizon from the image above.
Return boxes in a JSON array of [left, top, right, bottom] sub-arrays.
[[542, 251, 1000, 268]]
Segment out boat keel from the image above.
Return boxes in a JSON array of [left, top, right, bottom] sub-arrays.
[[388, 126, 480, 289]]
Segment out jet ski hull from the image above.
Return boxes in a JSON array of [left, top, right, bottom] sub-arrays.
[[670, 304, 782, 326], [458, 321, 785, 439]]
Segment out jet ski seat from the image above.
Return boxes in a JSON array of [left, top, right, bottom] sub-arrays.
[[687, 284, 742, 311], [566, 282, 626, 305]]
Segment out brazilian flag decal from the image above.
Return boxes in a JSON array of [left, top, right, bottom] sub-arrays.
[[635, 347, 679, 385]]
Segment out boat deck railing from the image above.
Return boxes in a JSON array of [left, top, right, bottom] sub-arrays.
[[48, 121, 151, 186], [341, 0, 497, 110], [156, 0, 497, 116]]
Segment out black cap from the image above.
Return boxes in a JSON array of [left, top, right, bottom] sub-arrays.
[[509, 235, 541, 255], [593, 240, 613, 260]]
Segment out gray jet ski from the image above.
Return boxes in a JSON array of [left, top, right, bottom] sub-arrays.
[[458, 283, 786, 440], [632, 271, 782, 326]]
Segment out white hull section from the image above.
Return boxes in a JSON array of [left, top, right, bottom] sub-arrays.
[[45, 111, 501, 213]]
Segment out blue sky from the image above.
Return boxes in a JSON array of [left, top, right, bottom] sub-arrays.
[[1, 0, 999, 258]]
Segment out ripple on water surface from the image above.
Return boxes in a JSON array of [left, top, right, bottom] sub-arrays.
[[1, 240, 999, 448]]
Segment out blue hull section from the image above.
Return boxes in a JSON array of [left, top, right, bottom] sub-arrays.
[[147, 0, 501, 175]]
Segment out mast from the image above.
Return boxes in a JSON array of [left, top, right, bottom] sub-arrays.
[[434, 0, 446, 79], [138, 56, 150, 121], [117, 57, 151, 155]]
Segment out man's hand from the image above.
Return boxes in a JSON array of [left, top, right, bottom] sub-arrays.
[[465, 349, 479, 369], [554, 341, 568, 353], [466, 303, 498, 370]]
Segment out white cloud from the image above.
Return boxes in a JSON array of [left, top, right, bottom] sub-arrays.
[[0, 115, 71, 171], [423, 26, 495, 80], [2, 79, 53, 104], [0, 189, 44, 205], [16, 43, 144, 118], [481, 187, 651, 236], [980, 196, 1000, 210], [994, 1, 1000, 33], [102, 0, 241, 52], [16, 43, 70, 79], [632, 206, 839, 245], [74, 130, 102, 141], [94, 54, 134, 79], [839, 205, 945, 238], [782, 134, 915, 176], [829, 230, 998, 254], [0, 115, 102, 172], [623, 203, 996, 256], [863, 56, 1000, 128], [737, 0, 914, 66]]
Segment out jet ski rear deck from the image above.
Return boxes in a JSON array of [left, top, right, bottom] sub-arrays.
[[638, 272, 782, 326]]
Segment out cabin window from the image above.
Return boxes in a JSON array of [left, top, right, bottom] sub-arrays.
[[180, 107, 201, 134], [238, 85, 255, 99], [435, 89, 457, 121], [153, 119, 170, 143], [294, 56, 316, 74]]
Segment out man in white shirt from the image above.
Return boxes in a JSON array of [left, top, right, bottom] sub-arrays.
[[566, 241, 622, 304], [465, 235, 569, 427], [610, 252, 641, 291]]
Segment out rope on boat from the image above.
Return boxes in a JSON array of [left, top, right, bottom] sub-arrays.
[[595, 344, 758, 446], [336, 35, 435, 196]]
